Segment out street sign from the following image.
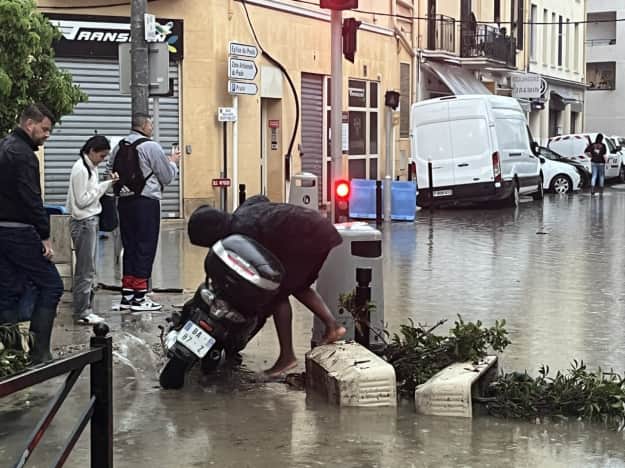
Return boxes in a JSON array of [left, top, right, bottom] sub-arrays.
[[144, 14, 156, 41], [228, 80, 258, 96], [218, 107, 237, 122], [229, 41, 259, 59], [228, 58, 258, 81], [212, 178, 232, 187], [511, 74, 546, 99]]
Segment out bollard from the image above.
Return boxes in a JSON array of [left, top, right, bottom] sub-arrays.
[[91, 323, 113, 468], [428, 160, 434, 212], [354, 267, 372, 349], [375, 180, 382, 227], [239, 184, 246, 206]]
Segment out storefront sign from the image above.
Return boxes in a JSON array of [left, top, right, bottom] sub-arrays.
[[45, 13, 184, 60], [212, 178, 232, 187], [511, 74, 546, 99]]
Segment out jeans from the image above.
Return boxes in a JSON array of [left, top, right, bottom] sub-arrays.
[[71, 216, 98, 319], [0, 226, 63, 326], [591, 163, 605, 189], [118, 196, 160, 292]]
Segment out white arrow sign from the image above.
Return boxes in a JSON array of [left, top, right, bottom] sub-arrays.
[[229, 41, 258, 58], [228, 80, 258, 96], [228, 58, 258, 81]]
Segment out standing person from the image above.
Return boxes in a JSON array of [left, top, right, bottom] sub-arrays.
[[107, 114, 181, 311], [0, 103, 63, 363], [585, 133, 608, 195], [187, 196, 347, 377], [66, 135, 119, 324]]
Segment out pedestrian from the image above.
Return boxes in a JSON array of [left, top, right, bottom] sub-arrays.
[[585, 133, 608, 195], [107, 113, 181, 311], [187, 195, 347, 377], [66, 135, 119, 324], [0, 103, 64, 363]]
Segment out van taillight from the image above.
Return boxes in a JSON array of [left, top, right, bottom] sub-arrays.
[[492, 151, 502, 182]]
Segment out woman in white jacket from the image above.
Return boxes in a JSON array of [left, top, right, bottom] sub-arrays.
[[66, 135, 118, 324]]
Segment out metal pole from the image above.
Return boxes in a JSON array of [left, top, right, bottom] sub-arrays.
[[222, 122, 228, 211], [90, 324, 113, 468], [428, 159, 434, 212], [232, 95, 239, 210], [130, 0, 149, 115], [375, 180, 382, 227], [384, 105, 393, 222], [152, 96, 160, 141], [354, 267, 372, 349], [330, 9, 343, 223]]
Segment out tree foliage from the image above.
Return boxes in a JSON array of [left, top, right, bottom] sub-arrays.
[[0, 0, 86, 136]]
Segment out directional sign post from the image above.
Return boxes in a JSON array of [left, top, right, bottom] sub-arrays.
[[228, 57, 258, 81], [229, 41, 259, 59], [228, 80, 258, 96]]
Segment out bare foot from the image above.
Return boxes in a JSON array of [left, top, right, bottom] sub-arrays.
[[264, 357, 298, 377], [320, 325, 347, 345]]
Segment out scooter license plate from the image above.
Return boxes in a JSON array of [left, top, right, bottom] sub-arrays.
[[176, 321, 216, 358]]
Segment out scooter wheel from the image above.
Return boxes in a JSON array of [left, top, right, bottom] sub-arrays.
[[160, 356, 187, 389]]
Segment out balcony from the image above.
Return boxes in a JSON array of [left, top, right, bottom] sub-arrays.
[[460, 24, 516, 68], [427, 15, 456, 53]]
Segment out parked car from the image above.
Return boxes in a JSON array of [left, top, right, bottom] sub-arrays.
[[548, 133, 625, 182], [538, 146, 590, 188], [536, 150, 581, 193], [410, 95, 543, 208]]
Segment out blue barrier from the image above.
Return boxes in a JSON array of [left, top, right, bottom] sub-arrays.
[[349, 179, 417, 221], [44, 204, 67, 216]]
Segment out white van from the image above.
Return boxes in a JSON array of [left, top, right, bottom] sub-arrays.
[[410, 95, 543, 207], [547, 133, 625, 181]]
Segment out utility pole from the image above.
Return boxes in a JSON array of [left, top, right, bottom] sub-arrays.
[[330, 9, 343, 223], [131, 0, 149, 116]]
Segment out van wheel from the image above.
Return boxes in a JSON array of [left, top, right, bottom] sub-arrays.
[[619, 165, 625, 183], [505, 181, 520, 207], [551, 175, 572, 194], [532, 176, 544, 200]]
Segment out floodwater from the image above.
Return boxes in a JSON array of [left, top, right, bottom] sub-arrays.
[[3, 189, 625, 467]]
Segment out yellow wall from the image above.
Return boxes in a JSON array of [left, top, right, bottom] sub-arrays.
[[38, 0, 409, 215]]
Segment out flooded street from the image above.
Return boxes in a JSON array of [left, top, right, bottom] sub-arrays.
[[3, 189, 625, 467]]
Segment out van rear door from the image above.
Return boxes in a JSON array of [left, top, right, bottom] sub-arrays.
[[448, 99, 493, 186]]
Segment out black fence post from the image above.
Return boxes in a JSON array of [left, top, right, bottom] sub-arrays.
[[239, 184, 246, 206], [354, 267, 372, 349], [375, 180, 382, 227], [90, 323, 113, 468], [427, 160, 434, 212]]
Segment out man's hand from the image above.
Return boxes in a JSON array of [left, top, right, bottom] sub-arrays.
[[42, 239, 54, 260], [169, 147, 182, 165], [109, 171, 120, 181]]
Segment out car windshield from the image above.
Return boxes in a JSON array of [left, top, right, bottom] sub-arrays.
[[605, 137, 617, 152], [539, 147, 560, 161]]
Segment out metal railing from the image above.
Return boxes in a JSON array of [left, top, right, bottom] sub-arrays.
[[427, 15, 456, 53], [585, 38, 616, 46], [0, 324, 113, 468], [461, 24, 516, 67]]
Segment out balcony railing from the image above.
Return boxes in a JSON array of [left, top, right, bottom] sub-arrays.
[[586, 38, 616, 46], [461, 24, 516, 67], [427, 15, 456, 53]]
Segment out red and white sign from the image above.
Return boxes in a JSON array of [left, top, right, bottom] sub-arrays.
[[212, 178, 232, 187], [268, 120, 280, 128]]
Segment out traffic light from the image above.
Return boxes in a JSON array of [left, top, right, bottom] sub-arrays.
[[334, 179, 350, 223], [320, 0, 358, 10], [342, 18, 362, 63]]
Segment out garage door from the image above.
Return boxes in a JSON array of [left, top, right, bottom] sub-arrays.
[[44, 59, 181, 217]]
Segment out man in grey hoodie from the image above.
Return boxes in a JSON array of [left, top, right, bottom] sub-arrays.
[[107, 114, 181, 311]]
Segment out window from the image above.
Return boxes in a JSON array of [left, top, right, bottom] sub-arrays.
[[400, 63, 410, 138], [552, 13, 557, 65], [542, 9, 549, 64], [565, 19, 570, 69], [530, 4, 537, 60], [416, 122, 452, 161], [450, 119, 489, 158], [574, 24, 580, 71], [557, 16, 563, 66], [516, 0, 524, 50], [587, 62, 616, 90], [495, 119, 529, 150], [494, 0, 500, 23]]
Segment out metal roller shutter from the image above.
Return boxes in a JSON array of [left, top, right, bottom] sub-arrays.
[[300, 73, 324, 204], [44, 59, 181, 217]]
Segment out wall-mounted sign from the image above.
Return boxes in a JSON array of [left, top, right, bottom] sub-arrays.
[[229, 41, 258, 59], [212, 178, 232, 187], [228, 80, 258, 96], [45, 13, 184, 60], [218, 107, 237, 122], [268, 120, 280, 128], [511, 74, 546, 99], [228, 58, 258, 81]]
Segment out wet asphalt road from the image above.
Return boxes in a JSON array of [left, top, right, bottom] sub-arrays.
[[3, 188, 625, 467]]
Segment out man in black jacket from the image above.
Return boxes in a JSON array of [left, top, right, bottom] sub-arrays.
[[0, 103, 64, 363]]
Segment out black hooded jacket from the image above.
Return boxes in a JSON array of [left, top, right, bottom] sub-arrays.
[[188, 196, 342, 296]]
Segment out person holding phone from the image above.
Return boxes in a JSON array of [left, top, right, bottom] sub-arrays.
[[66, 135, 119, 324]]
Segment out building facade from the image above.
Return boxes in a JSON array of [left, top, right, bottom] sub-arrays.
[[37, 0, 416, 216], [585, 0, 625, 136], [525, 0, 586, 144]]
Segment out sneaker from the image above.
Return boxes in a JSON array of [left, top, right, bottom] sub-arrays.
[[76, 312, 105, 325], [130, 297, 162, 312], [119, 297, 133, 310]]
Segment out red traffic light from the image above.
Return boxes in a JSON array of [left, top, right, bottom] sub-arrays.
[[335, 180, 350, 199], [320, 0, 358, 10]]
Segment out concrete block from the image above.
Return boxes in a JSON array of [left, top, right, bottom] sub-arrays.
[[55, 263, 73, 292], [414, 356, 498, 418], [305, 341, 397, 407], [50, 215, 72, 264]]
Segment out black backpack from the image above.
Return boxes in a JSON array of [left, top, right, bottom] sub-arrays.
[[112, 138, 151, 196]]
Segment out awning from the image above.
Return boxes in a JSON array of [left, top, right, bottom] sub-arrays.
[[422, 61, 491, 95]]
